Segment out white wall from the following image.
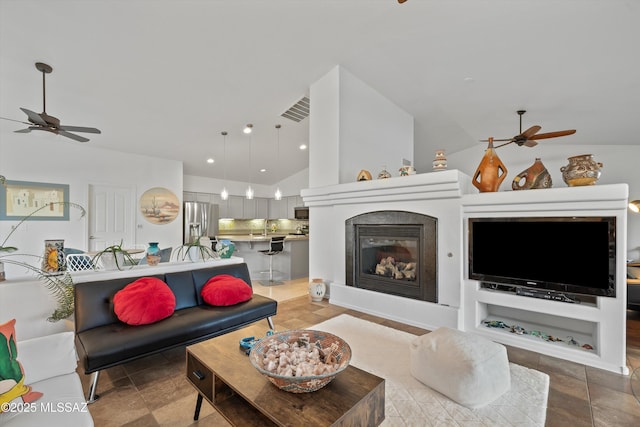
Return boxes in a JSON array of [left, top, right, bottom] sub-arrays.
[[447, 144, 640, 260], [184, 174, 271, 198], [0, 135, 183, 277], [338, 68, 414, 184], [309, 66, 414, 187], [309, 66, 341, 188], [184, 168, 309, 199]]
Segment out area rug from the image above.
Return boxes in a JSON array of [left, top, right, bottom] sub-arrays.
[[310, 314, 549, 426]]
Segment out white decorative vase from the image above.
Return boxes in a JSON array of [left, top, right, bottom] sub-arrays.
[[100, 252, 125, 270], [309, 278, 326, 302], [188, 246, 203, 262]]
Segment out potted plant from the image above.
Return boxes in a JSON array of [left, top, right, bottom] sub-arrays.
[[91, 241, 137, 270], [174, 237, 218, 262], [0, 200, 86, 321]]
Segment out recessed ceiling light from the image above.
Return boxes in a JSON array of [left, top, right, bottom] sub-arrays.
[[207, 158, 214, 164], [299, 144, 307, 150], [260, 168, 266, 173], [243, 124, 253, 134]]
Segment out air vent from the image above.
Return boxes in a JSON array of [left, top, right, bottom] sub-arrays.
[[281, 96, 310, 122]]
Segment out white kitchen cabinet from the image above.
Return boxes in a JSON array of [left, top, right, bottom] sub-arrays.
[[243, 198, 256, 219], [269, 198, 287, 219], [256, 198, 269, 218], [227, 195, 244, 218]]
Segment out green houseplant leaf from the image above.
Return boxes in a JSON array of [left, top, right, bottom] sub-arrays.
[[174, 239, 218, 262], [90, 241, 136, 270], [0, 201, 86, 321]]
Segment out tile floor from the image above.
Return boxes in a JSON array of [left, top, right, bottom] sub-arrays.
[[79, 278, 640, 426]]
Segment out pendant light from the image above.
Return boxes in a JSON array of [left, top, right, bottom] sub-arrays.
[[245, 124, 254, 199], [274, 124, 282, 200], [220, 131, 228, 200]]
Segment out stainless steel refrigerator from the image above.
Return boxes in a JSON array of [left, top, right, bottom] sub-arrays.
[[183, 202, 219, 244]]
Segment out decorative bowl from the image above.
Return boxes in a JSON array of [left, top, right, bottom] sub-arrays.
[[249, 329, 351, 393]]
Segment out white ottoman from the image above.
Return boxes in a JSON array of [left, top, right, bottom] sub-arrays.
[[409, 327, 510, 408]]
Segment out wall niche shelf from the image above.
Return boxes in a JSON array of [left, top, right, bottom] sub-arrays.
[[462, 184, 629, 375]]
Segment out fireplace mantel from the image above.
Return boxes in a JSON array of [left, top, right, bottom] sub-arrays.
[[302, 169, 474, 207]]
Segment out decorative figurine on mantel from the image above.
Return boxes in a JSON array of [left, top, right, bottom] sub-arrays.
[[399, 165, 416, 176], [472, 137, 508, 192], [357, 170, 372, 181], [377, 166, 391, 179], [432, 150, 447, 171]]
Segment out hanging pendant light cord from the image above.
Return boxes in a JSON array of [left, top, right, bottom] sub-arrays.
[[223, 132, 227, 182], [275, 124, 282, 200]]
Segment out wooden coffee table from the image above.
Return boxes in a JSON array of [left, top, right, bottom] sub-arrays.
[[186, 325, 385, 426]]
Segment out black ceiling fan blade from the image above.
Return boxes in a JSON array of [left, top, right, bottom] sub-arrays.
[[20, 107, 48, 126], [58, 130, 90, 142], [0, 116, 32, 126], [58, 125, 101, 134], [14, 128, 32, 133]]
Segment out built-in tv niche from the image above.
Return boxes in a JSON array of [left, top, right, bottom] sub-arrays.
[[345, 211, 437, 302]]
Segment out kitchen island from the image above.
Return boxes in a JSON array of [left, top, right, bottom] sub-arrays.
[[215, 234, 309, 282]]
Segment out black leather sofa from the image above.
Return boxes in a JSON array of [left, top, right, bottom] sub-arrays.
[[74, 262, 277, 402]]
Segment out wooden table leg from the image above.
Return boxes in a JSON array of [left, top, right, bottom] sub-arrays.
[[193, 393, 203, 421]]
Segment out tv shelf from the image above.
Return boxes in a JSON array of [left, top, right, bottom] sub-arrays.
[[462, 184, 629, 375], [480, 312, 596, 355], [480, 282, 597, 306]]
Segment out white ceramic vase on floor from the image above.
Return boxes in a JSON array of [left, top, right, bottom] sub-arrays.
[[309, 278, 326, 302]]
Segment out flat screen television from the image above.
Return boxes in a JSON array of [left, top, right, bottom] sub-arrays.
[[468, 216, 616, 298]]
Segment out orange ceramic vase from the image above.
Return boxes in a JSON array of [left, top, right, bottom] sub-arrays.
[[472, 138, 508, 192]]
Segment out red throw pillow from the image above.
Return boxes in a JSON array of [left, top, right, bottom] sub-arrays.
[[113, 277, 176, 325], [201, 274, 252, 306]]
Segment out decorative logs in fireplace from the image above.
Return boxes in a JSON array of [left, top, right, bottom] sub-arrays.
[[346, 210, 437, 303], [375, 257, 416, 280]]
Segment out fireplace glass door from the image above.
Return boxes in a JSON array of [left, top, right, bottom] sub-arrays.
[[361, 236, 418, 282]]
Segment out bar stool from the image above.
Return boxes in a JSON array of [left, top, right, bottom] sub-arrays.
[[259, 236, 286, 286]]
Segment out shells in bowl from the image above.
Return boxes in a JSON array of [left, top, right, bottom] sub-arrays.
[[249, 329, 351, 393]]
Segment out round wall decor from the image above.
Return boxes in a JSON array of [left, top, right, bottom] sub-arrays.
[[140, 187, 179, 224]]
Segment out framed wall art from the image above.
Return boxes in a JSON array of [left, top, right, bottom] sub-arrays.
[[139, 187, 180, 225], [0, 180, 70, 220]]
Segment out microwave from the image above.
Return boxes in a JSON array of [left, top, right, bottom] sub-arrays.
[[294, 207, 309, 220]]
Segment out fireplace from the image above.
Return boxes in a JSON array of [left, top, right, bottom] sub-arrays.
[[346, 211, 437, 302]]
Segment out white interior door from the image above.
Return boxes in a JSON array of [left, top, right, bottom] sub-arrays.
[[88, 184, 134, 251]]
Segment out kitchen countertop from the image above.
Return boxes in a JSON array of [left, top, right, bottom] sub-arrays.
[[216, 234, 309, 242]]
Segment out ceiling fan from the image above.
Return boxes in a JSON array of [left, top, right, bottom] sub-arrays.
[[483, 110, 576, 148], [0, 62, 101, 143]]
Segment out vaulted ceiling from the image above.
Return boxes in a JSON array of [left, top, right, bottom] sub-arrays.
[[1, 0, 638, 185]]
